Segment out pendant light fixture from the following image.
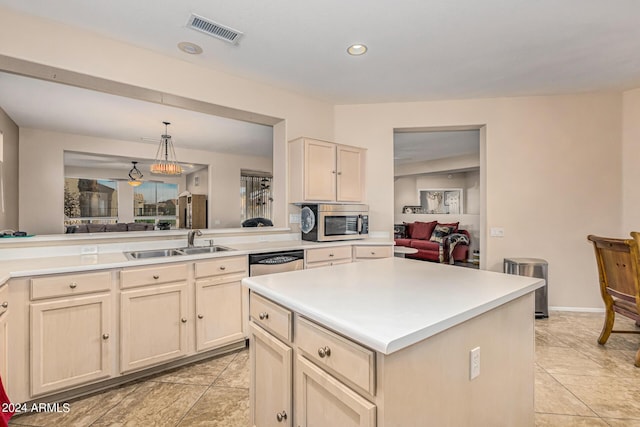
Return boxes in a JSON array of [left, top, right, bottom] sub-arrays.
[[127, 161, 143, 187], [151, 121, 183, 175]]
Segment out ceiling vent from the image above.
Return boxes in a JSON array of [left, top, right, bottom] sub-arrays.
[[187, 14, 243, 44]]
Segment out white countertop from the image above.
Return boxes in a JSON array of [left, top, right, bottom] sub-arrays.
[[242, 258, 544, 355]]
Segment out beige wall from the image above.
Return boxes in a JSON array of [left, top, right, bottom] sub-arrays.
[[623, 88, 640, 233], [0, 107, 18, 230], [335, 93, 623, 309], [20, 129, 272, 233]]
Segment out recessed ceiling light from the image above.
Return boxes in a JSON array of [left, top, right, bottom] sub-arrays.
[[178, 42, 203, 55], [347, 44, 368, 56]]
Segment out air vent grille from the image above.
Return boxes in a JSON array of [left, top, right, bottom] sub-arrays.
[[187, 14, 243, 44]]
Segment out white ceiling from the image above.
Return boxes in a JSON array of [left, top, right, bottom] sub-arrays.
[[1, 0, 639, 105], [394, 130, 479, 165]]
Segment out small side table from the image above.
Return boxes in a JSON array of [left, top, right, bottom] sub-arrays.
[[394, 247, 418, 258]]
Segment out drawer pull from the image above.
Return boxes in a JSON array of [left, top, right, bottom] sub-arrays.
[[197, 314, 204, 319], [318, 346, 332, 358], [259, 312, 269, 320], [181, 317, 187, 323], [276, 410, 287, 422], [219, 266, 226, 271], [153, 275, 160, 280], [329, 253, 334, 257], [69, 282, 78, 289], [1, 301, 7, 309], [371, 251, 376, 255], [102, 333, 109, 340]]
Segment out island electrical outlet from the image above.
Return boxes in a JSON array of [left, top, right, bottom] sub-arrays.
[[470, 347, 480, 380]]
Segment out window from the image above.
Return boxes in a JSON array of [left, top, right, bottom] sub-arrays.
[[134, 182, 178, 228], [241, 172, 272, 222], [64, 178, 118, 226]]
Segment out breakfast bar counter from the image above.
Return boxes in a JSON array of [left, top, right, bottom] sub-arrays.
[[243, 258, 544, 426]]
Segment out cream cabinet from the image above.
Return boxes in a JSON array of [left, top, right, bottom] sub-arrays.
[[30, 271, 113, 396], [305, 246, 352, 269], [288, 137, 365, 203], [249, 322, 292, 427], [0, 284, 8, 386], [352, 245, 393, 261], [120, 264, 189, 373], [194, 257, 246, 352]]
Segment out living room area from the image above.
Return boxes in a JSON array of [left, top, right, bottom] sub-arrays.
[[393, 128, 481, 267]]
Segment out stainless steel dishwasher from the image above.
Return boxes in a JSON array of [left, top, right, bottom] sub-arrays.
[[248, 250, 304, 276]]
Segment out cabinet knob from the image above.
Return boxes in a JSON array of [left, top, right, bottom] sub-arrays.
[[181, 317, 187, 323], [337, 171, 342, 175], [259, 312, 269, 320], [197, 314, 204, 319], [276, 410, 287, 422], [102, 333, 109, 340], [69, 282, 78, 289], [329, 253, 334, 257], [371, 251, 376, 255], [219, 266, 226, 271], [153, 275, 160, 280], [1, 301, 7, 309], [331, 170, 336, 174], [317, 346, 331, 358]]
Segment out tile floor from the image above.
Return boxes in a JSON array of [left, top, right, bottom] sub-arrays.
[[9, 311, 640, 426]]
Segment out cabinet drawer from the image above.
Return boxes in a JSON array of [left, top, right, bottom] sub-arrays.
[[353, 245, 393, 259], [306, 246, 352, 264], [295, 316, 375, 396], [120, 263, 188, 289], [195, 256, 247, 278], [31, 271, 111, 300], [0, 284, 7, 316], [250, 293, 292, 342], [306, 259, 352, 269]]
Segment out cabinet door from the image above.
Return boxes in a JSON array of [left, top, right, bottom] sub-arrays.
[[296, 356, 375, 427], [120, 283, 188, 373], [250, 322, 292, 427], [195, 275, 244, 352], [336, 145, 364, 202], [31, 294, 111, 395], [304, 139, 336, 201], [0, 312, 7, 388]]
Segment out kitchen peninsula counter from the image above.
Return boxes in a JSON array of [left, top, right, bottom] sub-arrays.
[[243, 258, 544, 426]]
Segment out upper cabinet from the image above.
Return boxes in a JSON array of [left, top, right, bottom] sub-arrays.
[[288, 138, 366, 203]]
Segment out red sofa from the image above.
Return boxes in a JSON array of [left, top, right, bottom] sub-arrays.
[[395, 221, 470, 263]]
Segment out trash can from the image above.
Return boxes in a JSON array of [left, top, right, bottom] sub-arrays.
[[503, 258, 548, 318]]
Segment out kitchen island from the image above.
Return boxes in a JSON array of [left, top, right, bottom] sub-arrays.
[[243, 257, 544, 427]]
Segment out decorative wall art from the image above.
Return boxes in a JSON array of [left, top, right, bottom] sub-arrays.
[[417, 189, 463, 214]]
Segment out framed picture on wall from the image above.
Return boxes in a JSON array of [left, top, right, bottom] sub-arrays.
[[418, 189, 463, 214]]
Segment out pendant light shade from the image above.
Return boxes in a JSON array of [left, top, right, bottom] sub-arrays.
[[150, 121, 183, 175], [127, 161, 143, 187]]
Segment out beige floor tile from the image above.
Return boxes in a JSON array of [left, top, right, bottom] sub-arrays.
[[536, 346, 618, 377], [213, 350, 249, 389], [8, 381, 141, 427], [91, 381, 207, 426], [150, 351, 237, 386], [177, 387, 249, 427], [605, 419, 640, 427], [535, 413, 610, 426], [535, 371, 596, 416]]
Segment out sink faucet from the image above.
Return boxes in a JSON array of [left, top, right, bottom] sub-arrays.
[[187, 229, 203, 247]]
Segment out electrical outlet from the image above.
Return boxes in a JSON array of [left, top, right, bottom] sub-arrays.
[[80, 245, 98, 255], [490, 227, 504, 237], [290, 213, 301, 224], [470, 347, 481, 380]]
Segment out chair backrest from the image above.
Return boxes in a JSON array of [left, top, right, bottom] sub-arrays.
[[587, 235, 640, 306]]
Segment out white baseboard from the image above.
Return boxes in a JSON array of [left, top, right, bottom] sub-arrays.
[[549, 306, 604, 313]]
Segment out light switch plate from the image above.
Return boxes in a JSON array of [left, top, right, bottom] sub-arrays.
[[470, 347, 481, 380], [490, 227, 505, 237]]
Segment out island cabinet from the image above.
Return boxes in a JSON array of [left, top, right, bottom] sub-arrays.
[[29, 271, 113, 396], [305, 245, 352, 269], [119, 263, 189, 373], [194, 256, 246, 352], [288, 137, 366, 203], [352, 245, 393, 261], [0, 283, 8, 385]]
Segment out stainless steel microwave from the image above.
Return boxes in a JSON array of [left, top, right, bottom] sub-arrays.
[[300, 204, 369, 242]]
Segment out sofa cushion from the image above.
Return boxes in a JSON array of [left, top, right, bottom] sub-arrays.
[[127, 222, 152, 231], [437, 221, 459, 232], [430, 224, 457, 243], [410, 239, 440, 251], [411, 221, 437, 240], [394, 238, 413, 247], [403, 222, 415, 238], [87, 223, 106, 233]]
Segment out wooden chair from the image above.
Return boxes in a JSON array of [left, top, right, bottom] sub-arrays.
[[587, 234, 640, 366]]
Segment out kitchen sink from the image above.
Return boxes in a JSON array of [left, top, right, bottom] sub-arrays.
[[179, 246, 233, 255], [124, 245, 234, 260]]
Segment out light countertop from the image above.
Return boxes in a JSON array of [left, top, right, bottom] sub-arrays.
[[242, 257, 544, 355]]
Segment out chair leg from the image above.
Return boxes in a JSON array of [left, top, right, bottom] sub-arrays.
[[635, 348, 640, 367], [598, 308, 615, 345]]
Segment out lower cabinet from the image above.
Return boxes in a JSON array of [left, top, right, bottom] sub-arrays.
[[120, 282, 188, 373], [0, 284, 8, 386], [296, 356, 376, 427], [30, 293, 112, 395], [352, 245, 393, 261], [249, 322, 292, 427], [195, 275, 244, 352], [305, 246, 352, 269]]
